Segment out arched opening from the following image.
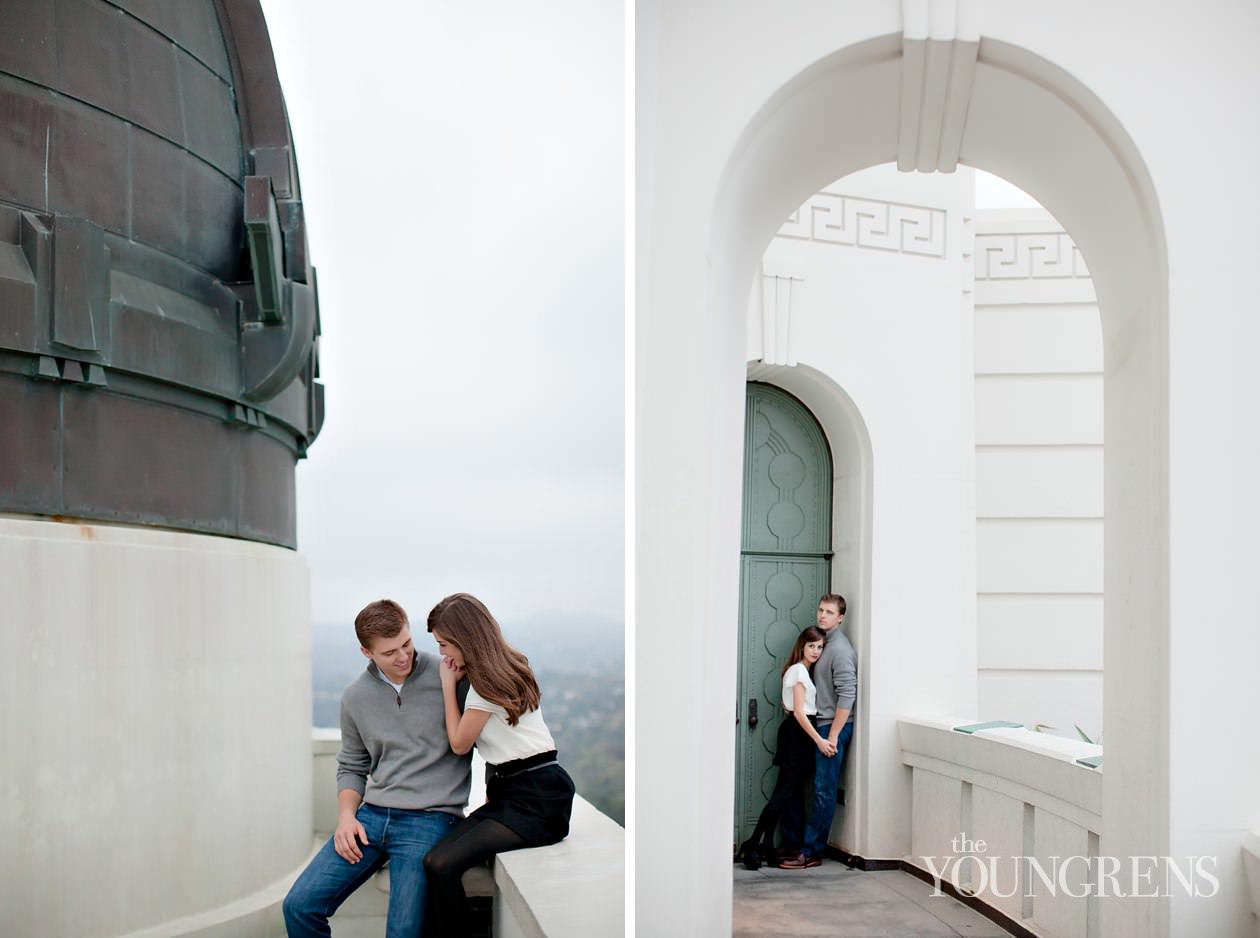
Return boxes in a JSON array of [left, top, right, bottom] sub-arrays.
[[710, 34, 1167, 935], [742, 366, 875, 852], [747, 159, 1110, 854]]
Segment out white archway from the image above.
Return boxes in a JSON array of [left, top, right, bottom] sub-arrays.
[[635, 11, 1186, 934], [714, 35, 1167, 935]]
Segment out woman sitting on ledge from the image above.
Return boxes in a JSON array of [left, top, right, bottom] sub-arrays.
[[424, 592, 576, 936]]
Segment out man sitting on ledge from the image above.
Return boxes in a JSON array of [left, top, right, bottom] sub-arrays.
[[283, 599, 471, 937]]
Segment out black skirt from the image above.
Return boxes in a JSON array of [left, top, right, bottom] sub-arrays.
[[472, 752, 576, 846], [771, 713, 816, 772]]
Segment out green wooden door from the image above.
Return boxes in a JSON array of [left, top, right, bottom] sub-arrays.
[[734, 383, 833, 846]]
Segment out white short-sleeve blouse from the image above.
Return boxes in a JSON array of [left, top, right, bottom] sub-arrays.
[[464, 683, 557, 766], [781, 662, 818, 715]]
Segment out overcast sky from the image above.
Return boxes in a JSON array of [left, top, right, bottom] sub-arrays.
[[974, 168, 1041, 209], [259, 2, 625, 629]]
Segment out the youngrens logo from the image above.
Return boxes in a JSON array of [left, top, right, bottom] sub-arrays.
[[920, 835, 1220, 899]]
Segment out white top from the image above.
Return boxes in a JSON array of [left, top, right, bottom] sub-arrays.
[[781, 662, 817, 715], [465, 683, 557, 766]]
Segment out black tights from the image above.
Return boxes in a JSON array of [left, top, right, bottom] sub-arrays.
[[746, 758, 811, 855], [423, 815, 527, 937]]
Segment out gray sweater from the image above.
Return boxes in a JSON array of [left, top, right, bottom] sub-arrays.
[[814, 626, 857, 725], [337, 651, 471, 815]]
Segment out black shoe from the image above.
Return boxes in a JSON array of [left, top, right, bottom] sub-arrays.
[[737, 839, 762, 871]]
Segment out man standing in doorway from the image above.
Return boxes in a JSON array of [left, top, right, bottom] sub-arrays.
[[780, 593, 856, 869]]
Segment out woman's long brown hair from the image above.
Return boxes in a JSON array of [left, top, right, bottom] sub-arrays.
[[781, 626, 826, 678], [427, 592, 540, 725]]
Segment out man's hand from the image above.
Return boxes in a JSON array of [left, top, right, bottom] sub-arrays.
[[827, 709, 850, 756], [817, 738, 837, 757], [334, 812, 369, 864]]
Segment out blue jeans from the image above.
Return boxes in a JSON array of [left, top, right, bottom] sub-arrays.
[[781, 721, 853, 857], [283, 803, 459, 938]]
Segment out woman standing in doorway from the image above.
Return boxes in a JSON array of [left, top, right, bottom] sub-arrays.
[[736, 626, 835, 870], [423, 592, 575, 936]]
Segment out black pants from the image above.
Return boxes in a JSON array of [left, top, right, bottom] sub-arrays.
[[746, 718, 814, 853], [423, 814, 527, 937], [424, 754, 573, 936]]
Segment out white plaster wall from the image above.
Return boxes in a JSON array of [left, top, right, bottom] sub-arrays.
[[972, 211, 1104, 742], [976, 376, 1102, 443], [0, 517, 313, 937], [750, 164, 978, 858]]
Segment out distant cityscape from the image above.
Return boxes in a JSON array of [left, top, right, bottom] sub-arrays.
[[310, 613, 625, 825]]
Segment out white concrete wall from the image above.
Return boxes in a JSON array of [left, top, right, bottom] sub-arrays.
[[0, 517, 313, 937], [973, 210, 1104, 741]]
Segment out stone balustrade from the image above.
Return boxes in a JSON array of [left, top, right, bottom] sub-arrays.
[[899, 716, 1103, 938]]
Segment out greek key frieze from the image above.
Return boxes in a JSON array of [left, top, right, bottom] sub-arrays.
[[974, 232, 1091, 280], [778, 193, 946, 258]]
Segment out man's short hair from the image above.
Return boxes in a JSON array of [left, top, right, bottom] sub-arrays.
[[820, 593, 847, 616], [354, 599, 408, 649]]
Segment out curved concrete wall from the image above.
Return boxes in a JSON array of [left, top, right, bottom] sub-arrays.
[[746, 164, 979, 862], [0, 517, 312, 936]]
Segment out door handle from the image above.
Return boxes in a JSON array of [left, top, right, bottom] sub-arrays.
[[748, 698, 758, 729]]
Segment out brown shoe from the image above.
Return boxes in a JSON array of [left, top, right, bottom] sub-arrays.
[[779, 853, 822, 869]]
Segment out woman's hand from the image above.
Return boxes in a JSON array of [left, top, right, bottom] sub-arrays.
[[439, 655, 465, 691], [791, 681, 835, 756]]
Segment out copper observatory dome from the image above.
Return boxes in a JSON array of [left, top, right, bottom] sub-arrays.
[[0, 0, 322, 547]]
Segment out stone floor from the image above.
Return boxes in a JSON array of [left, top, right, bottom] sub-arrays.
[[733, 861, 1017, 938]]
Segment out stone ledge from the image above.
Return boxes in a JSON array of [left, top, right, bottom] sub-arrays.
[[313, 733, 624, 937], [899, 715, 1102, 837], [492, 797, 624, 938]]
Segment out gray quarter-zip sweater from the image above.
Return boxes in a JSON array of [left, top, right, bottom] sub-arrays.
[[337, 651, 472, 815], [814, 626, 857, 726]]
